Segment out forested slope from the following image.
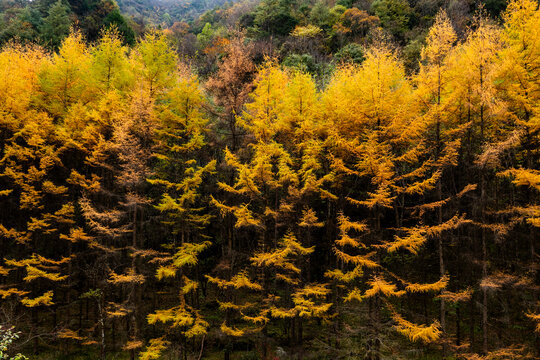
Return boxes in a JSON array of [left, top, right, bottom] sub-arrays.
[[0, 0, 538, 359]]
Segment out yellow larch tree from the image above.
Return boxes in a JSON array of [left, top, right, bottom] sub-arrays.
[[483, 0, 540, 351], [143, 67, 215, 359], [209, 63, 333, 357], [38, 31, 94, 118], [0, 39, 85, 353], [451, 12, 506, 355], [49, 29, 148, 358], [322, 43, 451, 353], [414, 11, 477, 344]]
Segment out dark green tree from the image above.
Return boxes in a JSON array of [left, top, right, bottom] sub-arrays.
[[103, 8, 135, 45], [253, 0, 298, 37], [371, 0, 413, 41], [40, 0, 71, 50]]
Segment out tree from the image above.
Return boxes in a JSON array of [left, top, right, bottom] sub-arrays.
[[0, 41, 84, 354], [40, 0, 71, 50], [333, 7, 379, 41], [450, 14, 504, 354], [322, 44, 451, 355], [102, 9, 135, 46], [371, 0, 412, 41], [38, 31, 93, 118], [209, 64, 333, 358], [90, 26, 133, 94], [253, 0, 298, 37], [206, 33, 255, 151], [415, 9, 457, 340], [135, 31, 176, 98], [143, 69, 216, 360]]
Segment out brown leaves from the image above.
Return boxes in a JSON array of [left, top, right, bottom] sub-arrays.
[[476, 130, 524, 169]]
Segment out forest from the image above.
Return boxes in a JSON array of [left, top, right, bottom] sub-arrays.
[[0, 0, 539, 358]]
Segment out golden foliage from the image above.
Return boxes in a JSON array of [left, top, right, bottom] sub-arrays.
[[364, 277, 405, 298], [291, 25, 322, 38], [480, 272, 519, 291], [526, 312, 540, 332], [181, 276, 199, 294], [108, 269, 145, 284], [392, 312, 442, 343], [386, 227, 427, 255], [251, 231, 313, 273], [24, 265, 67, 282], [426, 214, 472, 237], [206, 271, 262, 291], [0, 266, 10, 276], [123, 340, 143, 351], [106, 303, 131, 318], [184, 313, 209, 338], [459, 345, 531, 359], [139, 338, 170, 360], [298, 208, 323, 228], [499, 168, 540, 191], [438, 288, 473, 303], [405, 275, 448, 293], [0, 288, 29, 299], [57, 329, 84, 341], [21, 290, 54, 307], [156, 241, 211, 280], [220, 322, 245, 337], [344, 288, 364, 303]]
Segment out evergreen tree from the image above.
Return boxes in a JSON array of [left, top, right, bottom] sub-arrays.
[[40, 0, 71, 51]]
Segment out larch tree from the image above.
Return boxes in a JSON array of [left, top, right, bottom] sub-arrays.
[[475, 0, 540, 354], [141, 68, 216, 359], [451, 13, 505, 354], [38, 31, 94, 119], [206, 33, 256, 151], [321, 44, 452, 356], [56, 29, 139, 358], [414, 11, 478, 348], [0, 41, 81, 353], [209, 64, 333, 358]]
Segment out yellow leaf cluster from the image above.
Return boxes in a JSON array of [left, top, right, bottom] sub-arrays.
[[220, 322, 245, 337], [392, 312, 442, 343], [405, 275, 449, 293], [57, 329, 84, 341], [24, 265, 67, 282], [108, 269, 145, 284], [21, 290, 54, 307], [206, 271, 262, 291], [364, 277, 405, 298], [386, 227, 428, 254], [139, 338, 169, 360]]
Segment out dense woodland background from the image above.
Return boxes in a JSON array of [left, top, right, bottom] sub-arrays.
[[0, 0, 538, 358]]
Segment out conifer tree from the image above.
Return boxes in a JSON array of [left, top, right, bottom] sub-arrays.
[[322, 44, 451, 352], [142, 68, 215, 359], [40, 0, 71, 51], [209, 64, 333, 357], [0, 40, 81, 353], [206, 33, 256, 151], [38, 31, 93, 118], [414, 12, 477, 346], [452, 14, 504, 354]]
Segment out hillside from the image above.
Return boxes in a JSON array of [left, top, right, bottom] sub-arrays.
[[0, 0, 538, 359], [116, 0, 236, 26]]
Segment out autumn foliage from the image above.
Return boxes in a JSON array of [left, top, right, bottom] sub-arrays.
[[0, 1, 539, 359]]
